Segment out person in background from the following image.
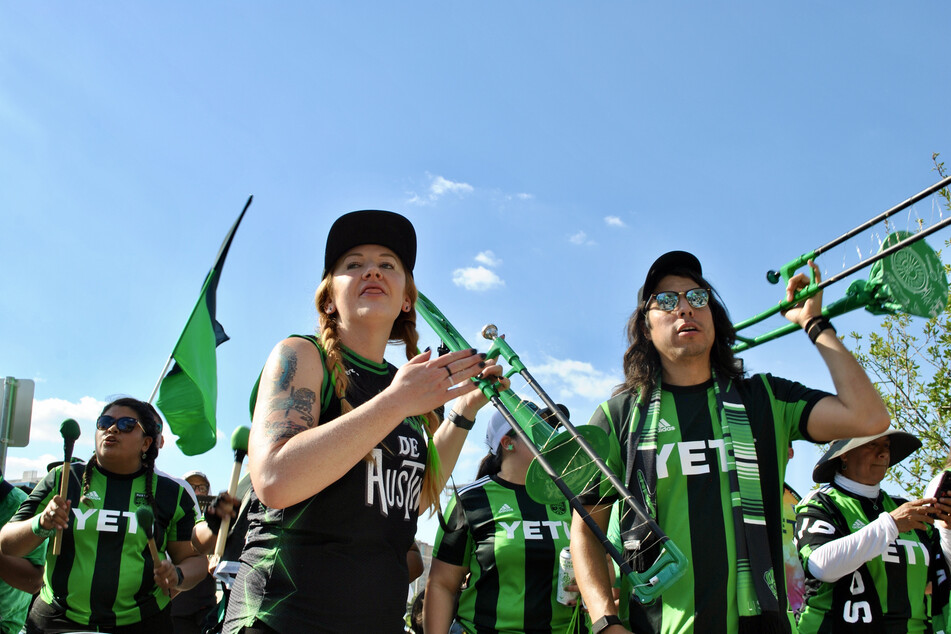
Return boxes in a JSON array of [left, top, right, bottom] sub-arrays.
[[571, 251, 889, 634], [795, 429, 951, 633], [425, 405, 586, 634], [172, 471, 219, 634], [0, 468, 45, 634], [0, 396, 207, 634], [184, 471, 211, 499], [409, 590, 425, 634], [783, 444, 806, 631]]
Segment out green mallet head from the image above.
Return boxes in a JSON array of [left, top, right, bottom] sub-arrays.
[[135, 505, 155, 540], [232, 426, 251, 461], [60, 419, 81, 459]]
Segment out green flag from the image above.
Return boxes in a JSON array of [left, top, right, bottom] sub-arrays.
[[156, 196, 251, 455]]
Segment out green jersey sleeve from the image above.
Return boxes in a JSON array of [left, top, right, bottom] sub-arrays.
[[759, 373, 830, 444]]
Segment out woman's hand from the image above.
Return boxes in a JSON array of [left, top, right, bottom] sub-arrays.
[[153, 558, 179, 595], [890, 498, 939, 533], [386, 347, 486, 418], [782, 259, 823, 328], [451, 358, 510, 419], [40, 495, 71, 531]]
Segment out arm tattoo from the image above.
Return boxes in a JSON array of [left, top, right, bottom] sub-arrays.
[[284, 387, 316, 425], [263, 419, 309, 443], [274, 344, 299, 391], [263, 386, 316, 442]]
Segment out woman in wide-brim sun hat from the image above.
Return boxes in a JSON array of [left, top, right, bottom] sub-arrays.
[[795, 428, 951, 632]]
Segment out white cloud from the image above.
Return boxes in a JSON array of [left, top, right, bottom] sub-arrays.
[[605, 216, 626, 228], [460, 440, 485, 456], [29, 396, 107, 446], [452, 266, 505, 291], [569, 231, 596, 246], [406, 173, 536, 207], [5, 453, 58, 481], [474, 250, 502, 268], [408, 174, 474, 205], [532, 356, 620, 400], [431, 175, 473, 197], [502, 192, 534, 202]]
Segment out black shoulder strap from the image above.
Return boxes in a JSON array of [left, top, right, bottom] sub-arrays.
[[610, 393, 660, 573]]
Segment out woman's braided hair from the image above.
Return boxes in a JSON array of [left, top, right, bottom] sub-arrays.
[[82, 397, 160, 509], [315, 270, 443, 512]]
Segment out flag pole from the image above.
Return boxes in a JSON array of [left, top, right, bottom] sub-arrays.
[[148, 355, 174, 404]]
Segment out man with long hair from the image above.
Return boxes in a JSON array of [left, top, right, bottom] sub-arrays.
[[571, 251, 890, 634]]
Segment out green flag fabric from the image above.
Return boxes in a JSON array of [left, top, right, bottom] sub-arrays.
[[156, 196, 251, 455]]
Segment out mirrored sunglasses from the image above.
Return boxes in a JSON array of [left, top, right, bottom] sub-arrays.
[[96, 415, 145, 434], [650, 288, 711, 312]]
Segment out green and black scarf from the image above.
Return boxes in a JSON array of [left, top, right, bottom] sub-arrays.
[[621, 373, 784, 632]]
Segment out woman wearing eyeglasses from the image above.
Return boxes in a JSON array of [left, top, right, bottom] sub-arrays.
[[0, 397, 206, 634]]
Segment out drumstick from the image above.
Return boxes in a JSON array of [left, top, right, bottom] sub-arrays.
[[214, 426, 250, 557], [135, 505, 161, 563], [51, 419, 80, 555]]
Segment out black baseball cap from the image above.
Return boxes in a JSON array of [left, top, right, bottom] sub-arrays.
[[323, 210, 417, 277], [636, 250, 703, 307]]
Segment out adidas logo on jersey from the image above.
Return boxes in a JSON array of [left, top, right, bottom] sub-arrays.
[[84, 491, 101, 501], [657, 419, 676, 433], [851, 519, 866, 531], [498, 503, 514, 513]]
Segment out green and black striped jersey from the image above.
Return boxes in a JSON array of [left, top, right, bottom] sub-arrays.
[[434, 475, 584, 634], [795, 484, 938, 633], [0, 478, 46, 634], [11, 462, 195, 627], [582, 374, 826, 634]]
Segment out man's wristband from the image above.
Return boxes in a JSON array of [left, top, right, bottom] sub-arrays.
[[203, 497, 224, 534], [175, 566, 184, 588], [805, 317, 835, 343], [31, 514, 56, 539], [591, 614, 623, 634], [448, 410, 475, 431]]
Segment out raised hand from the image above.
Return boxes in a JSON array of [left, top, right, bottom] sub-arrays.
[[386, 347, 486, 418], [782, 259, 824, 328]]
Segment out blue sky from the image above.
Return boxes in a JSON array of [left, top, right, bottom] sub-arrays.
[[2, 3, 950, 544]]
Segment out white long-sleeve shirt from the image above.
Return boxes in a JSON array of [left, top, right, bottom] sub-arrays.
[[806, 473, 951, 582]]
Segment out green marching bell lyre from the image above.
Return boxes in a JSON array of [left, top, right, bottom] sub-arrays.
[[415, 292, 688, 604], [733, 176, 951, 352], [475, 323, 612, 504]]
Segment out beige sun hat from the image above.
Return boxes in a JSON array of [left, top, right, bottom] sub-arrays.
[[812, 428, 921, 483]]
